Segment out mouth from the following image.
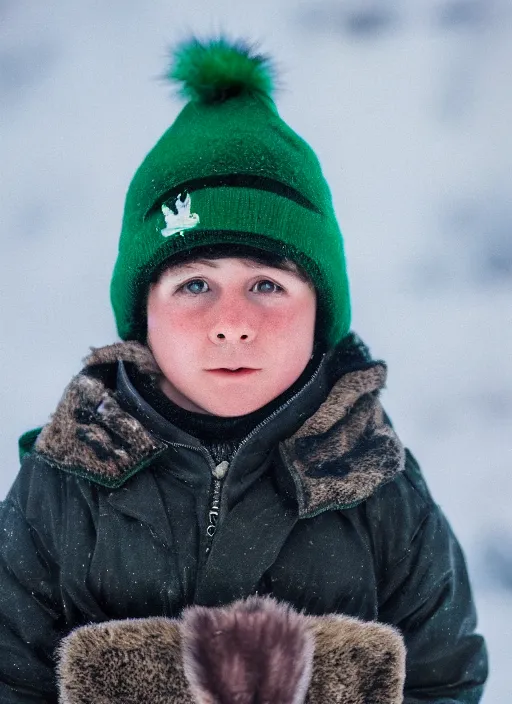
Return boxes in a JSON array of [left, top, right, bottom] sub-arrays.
[[206, 368, 260, 376]]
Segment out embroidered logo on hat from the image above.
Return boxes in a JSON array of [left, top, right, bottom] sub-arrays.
[[161, 192, 200, 238]]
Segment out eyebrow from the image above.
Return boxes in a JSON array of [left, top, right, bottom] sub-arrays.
[[181, 259, 220, 269]]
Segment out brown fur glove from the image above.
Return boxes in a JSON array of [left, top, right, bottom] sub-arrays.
[[57, 596, 405, 704]]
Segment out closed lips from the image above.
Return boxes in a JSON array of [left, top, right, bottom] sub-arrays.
[[207, 368, 259, 373]]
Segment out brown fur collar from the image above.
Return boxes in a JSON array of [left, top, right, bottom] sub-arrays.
[[280, 365, 405, 516], [57, 596, 405, 704], [35, 343, 167, 484], [34, 341, 405, 510]]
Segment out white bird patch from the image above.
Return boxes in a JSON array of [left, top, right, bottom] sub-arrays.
[[160, 193, 200, 238]]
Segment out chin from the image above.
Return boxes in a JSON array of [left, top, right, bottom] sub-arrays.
[[202, 396, 272, 417]]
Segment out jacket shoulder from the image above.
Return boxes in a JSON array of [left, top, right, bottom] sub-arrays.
[[358, 447, 442, 578], [30, 342, 167, 488], [364, 447, 435, 525]]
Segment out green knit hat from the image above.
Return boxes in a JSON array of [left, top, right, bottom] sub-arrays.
[[111, 37, 351, 348]]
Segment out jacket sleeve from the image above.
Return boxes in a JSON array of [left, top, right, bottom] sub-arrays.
[[377, 451, 488, 703], [0, 460, 64, 703]]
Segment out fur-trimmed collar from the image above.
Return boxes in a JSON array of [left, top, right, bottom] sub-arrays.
[[34, 340, 405, 514], [35, 343, 166, 484], [280, 364, 405, 517]]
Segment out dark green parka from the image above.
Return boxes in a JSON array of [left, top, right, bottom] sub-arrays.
[[0, 335, 487, 702]]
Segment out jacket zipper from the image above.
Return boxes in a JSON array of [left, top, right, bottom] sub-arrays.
[[162, 442, 230, 553], [205, 460, 229, 552]]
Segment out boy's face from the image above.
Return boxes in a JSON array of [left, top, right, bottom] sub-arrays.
[[146, 257, 317, 416]]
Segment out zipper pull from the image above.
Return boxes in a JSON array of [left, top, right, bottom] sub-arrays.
[[212, 460, 229, 479]]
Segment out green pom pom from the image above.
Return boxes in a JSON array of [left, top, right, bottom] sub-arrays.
[[167, 37, 275, 104]]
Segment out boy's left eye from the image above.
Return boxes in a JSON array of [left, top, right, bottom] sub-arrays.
[[253, 280, 282, 294]]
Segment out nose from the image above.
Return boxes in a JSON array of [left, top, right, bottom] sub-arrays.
[[207, 298, 257, 345]]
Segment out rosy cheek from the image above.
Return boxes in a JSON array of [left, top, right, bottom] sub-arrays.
[[148, 295, 190, 333], [266, 302, 309, 331], [262, 312, 289, 332], [172, 308, 202, 333]]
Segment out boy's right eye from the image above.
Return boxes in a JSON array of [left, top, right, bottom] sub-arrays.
[[180, 279, 209, 294]]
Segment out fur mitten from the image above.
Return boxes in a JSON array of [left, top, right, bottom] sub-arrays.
[[57, 596, 405, 704]]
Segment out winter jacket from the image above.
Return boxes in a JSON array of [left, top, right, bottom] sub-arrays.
[[0, 335, 488, 702]]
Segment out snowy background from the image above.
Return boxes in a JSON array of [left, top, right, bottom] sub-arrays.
[[1, 0, 510, 699]]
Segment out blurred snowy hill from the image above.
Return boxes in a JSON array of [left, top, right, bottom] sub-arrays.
[[1, 1, 511, 699]]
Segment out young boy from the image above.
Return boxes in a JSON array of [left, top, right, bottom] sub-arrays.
[[0, 38, 487, 702]]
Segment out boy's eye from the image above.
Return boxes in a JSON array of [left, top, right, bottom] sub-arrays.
[[253, 280, 282, 294], [183, 279, 208, 294]]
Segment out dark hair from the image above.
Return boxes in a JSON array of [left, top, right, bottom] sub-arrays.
[[150, 243, 314, 287]]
